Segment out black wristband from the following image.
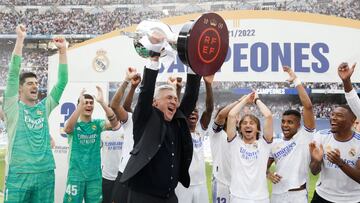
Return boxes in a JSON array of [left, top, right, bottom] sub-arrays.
[[148, 50, 161, 57]]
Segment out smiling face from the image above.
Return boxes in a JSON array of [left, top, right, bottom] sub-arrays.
[[19, 76, 39, 104], [187, 108, 199, 130], [82, 99, 94, 117], [78, 94, 95, 118], [153, 87, 178, 121], [239, 114, 261, 143], [281, 115, 301, 140], [330, 106, 355, 134]]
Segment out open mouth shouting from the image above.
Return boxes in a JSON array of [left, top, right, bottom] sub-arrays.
[[165, 105, 176, 120], [84, 107, 93, 115], [243, 128, 254, 136], [282, 128, 290, 136], [28, 89, 38, 100], [189, 114, 198, 122]]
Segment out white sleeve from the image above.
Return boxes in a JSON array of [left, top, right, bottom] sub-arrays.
[[345, 89, 360, 119], [145, 60, 160, 71], [300, 127, 315, 143], [313, 131, 323, 146]]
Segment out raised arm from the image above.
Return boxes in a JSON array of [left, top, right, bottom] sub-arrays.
[[123, 73, 141, 113], [178, 68, 201, 118], [200, 74, 214, 130], [13, 25, 25, 56], [132, 33, 164, 142], [132, 59, 159, 126], [167, 76, 183, 101], [284, 66, 315, 129], [132, 30, 165, 123], [5, 25, 26, 99], [55, 37, 67, 65], [338, 62, 356, 93], [338, 63, 360, 119], [215, 97, 245, 126], [48, 37, 68, 104], [253, 93, 273, 142], [64, 90, 85, 134], [226, 93, 253, 141], [95, 86, 119, 130], [110, 68, 137, 122]]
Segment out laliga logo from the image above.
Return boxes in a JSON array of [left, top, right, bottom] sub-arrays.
[[92, 49, 109, 72]]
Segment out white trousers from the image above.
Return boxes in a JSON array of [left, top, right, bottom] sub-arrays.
[[271, 190, 307, 203], [212, 177, 230, 203], [175, 183, 209, 203]]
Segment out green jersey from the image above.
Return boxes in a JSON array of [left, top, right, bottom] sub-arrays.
[[3, 55, 68, 174], [67, 119, 106, 181]]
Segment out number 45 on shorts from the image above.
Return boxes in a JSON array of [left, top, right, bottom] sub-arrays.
[[66, 184, 78, 196]]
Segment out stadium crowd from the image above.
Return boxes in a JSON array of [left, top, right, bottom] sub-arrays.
[[0, 9, 164, 35], [0, 46, 48, 90], [0, 0, 359, 91], [0, 0, 358, 120], [0, 0, 360, 35], [1, 1, 360, 201], [108, 81, 344, 120]]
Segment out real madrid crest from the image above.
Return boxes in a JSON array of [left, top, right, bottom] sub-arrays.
[[92, 49, 109, 72], [37, 110, 43, 115], [349, 148, 356, 157]]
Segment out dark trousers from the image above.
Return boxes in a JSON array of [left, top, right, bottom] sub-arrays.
[[127, 188, 178, 203], [311, 191, 334, 203], [102, 177, 115, 203], [111, 172, 129, 203]]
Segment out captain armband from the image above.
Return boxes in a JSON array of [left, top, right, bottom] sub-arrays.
[[107, 114, 116, 121], [212, 122, 224, 133]]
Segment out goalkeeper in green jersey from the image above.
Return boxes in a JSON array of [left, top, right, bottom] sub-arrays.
[[63, 87, 120, 203], [3, 24, 68, 203]]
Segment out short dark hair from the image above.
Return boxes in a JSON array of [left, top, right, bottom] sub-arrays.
[[77, 94, 94, 104], [19, 72, 37, 85], [283, 109, 301, 120], [337, 104, 356, 119]]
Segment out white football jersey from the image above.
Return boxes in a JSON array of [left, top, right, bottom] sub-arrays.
[[270, 127, 314, 194], [188, 126, 207, 185], [209, 122, 231, 186], [345, 89, 360, 119], [229, 135, 272, 201], [118, 112, 134, 173], [101, 127, 124, 180], [313, 129, 360, 203]]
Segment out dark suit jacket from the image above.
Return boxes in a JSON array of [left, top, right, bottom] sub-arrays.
[[120, 67, 201, 188]]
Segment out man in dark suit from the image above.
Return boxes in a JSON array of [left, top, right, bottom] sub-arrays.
[[120, 42, 201, 202]]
